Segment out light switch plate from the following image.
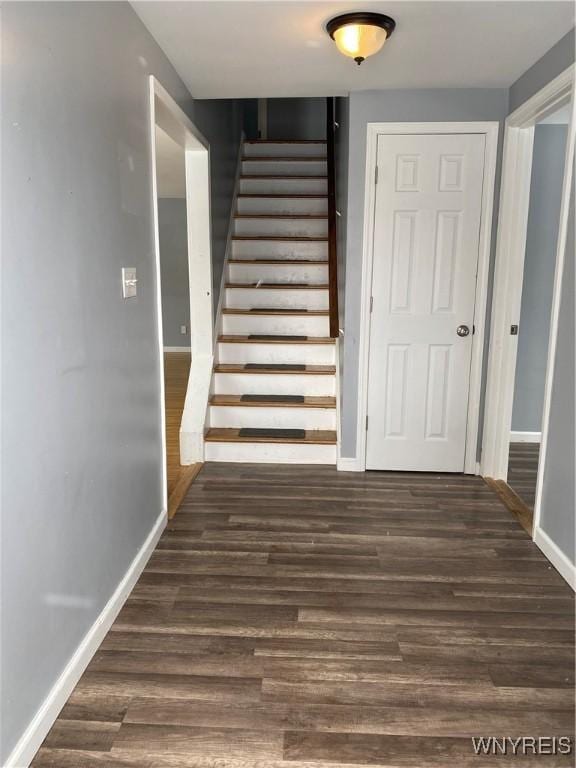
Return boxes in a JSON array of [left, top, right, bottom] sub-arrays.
[[122, 267, 137, 298]]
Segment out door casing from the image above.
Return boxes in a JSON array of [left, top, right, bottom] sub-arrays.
[[353, 122, 499, 474]]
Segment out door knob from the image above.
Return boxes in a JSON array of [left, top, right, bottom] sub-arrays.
[[456, 325, 470, 337]]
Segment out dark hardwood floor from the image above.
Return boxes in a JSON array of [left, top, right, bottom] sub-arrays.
[[508, 442, 540, 509], [32, 464, 574, 767]]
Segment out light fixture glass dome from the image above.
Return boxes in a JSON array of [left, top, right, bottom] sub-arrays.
[[327, 12, 396, 65]]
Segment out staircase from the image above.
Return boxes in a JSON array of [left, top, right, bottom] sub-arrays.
[[204, 139, 337, 464]]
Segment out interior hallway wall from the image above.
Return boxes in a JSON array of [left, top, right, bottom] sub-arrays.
[[158, 199, 190, 347], [267, 97, 327, 140], [512, 124, 568, 433], [0, 3, 241, 763]]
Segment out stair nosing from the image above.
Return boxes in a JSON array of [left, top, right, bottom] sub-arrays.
[[232, 236, 328, 242], [244, 140, 327, 144], [218, 334, 334, 344], [225, 283, 328, 290], [210, 395, 336, 409], [222, 308, 329, 316], [242, 156, 327, 162], [235, 214, 328, 219], [214, 364, 336, 375], [228, 259, 328, 265], [237, 194, 328, 199], [205, 427, 337, 445], [240, 175, 327, 180]]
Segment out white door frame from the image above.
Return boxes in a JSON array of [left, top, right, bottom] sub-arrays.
[[481, 66, 574, 487], [149, 76, 213, 511], [356, 121, 499, 474]]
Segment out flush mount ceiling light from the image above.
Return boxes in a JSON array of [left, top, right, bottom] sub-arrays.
[[326, 12, 396, 65]]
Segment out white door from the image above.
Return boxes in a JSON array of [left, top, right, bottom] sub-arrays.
[[366, 133, 486, 472]]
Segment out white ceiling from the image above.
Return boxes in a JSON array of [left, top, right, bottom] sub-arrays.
[[155, 126, 186, 197], [132, 1, 574, 98]]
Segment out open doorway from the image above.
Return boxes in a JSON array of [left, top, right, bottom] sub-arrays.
[[482, 66, 574, 552], [154, 125, 192, 503], [149, 77, 213, 518], [507, 105, 569, 512]]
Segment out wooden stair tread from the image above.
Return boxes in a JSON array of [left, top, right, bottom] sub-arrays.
[[210, 395, 335, 408], [228, 259, 328, 265], [237, 194, 328, 199], [205, 427, 336, 445], [240, 175, 327, 180], [222, 308, 328, 316], [244, 140, 326, 144], [214, 364, 336, 375], [242, 156, 327, 162], [235, 213, 328, 219], [232, 235, 328, 241], [225, 282, 328, 289], [218, 334, 334, 345]]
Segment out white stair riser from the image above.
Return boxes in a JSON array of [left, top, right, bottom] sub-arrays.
[[229, 263, 328, 284], [243, 142, 327, 158], [209, 405, 336, 430], [214, 372, 335, 396], [240, 178, 328, 195], [232, 239, 327, 259], [205, 441, 336, 464], [234, 217, 328, 238], [218, 342, 335, 365], [225, 287, 328, 310], [242, 160, 327, 177], [222, 314, 329, 335], [237, 197, 328, 215]]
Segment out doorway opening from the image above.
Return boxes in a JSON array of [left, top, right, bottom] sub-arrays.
[[481, 66, 574, 553], [149, 77, 212, 518], [507, 104, 569, 515]]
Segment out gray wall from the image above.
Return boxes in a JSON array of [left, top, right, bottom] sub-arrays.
[[0, 3, 240, 763], [509, 29, 575, 113], [512, 125, 568, 432], [158, 199, 190, 347], [539, 181, 575, 566], [267, 98, 327, 140], [339, 88, 509, 458]]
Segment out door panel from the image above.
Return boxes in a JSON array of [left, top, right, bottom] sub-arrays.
[[366, 133, 485, 472]]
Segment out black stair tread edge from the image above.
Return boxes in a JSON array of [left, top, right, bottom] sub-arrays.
[[244, 363, 306, 370], [225, 283, 329, 288], [239, 428, 306, 439], [244, 139, 327, 144], [232, 236, 328, 241], [240, 175, 328, 180], [228, 259, 329, 264], [222, 308, 329, 315], [239, 394, 305, 403], [237, 194, 329, 198], [234, 214, 329, 219], [241, 156, 327, 161], [247, 334, 307, 341]]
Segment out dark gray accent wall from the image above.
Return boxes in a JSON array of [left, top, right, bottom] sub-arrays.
[[0, 3, 240, 763], [194, 99, 243, 307], [267, 98, 327, 140], [335, 97, 349, 333], [512, 125, 568, 432], [340, 89, 509, 459], [539, 181, 575, 566], [158, 199, 190, 347], [509, 29, 575, 113]]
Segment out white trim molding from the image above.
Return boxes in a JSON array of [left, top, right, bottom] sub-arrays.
[[481, 65, 575, 482], [5, 510, 166, 768], [534, 526, 576, 590], [356, 121, 499, 475], [149, 76, 213, 469], [510, 430, 542, 443]]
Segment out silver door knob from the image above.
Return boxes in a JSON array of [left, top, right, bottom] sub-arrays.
[[457, 325, 470, 337]]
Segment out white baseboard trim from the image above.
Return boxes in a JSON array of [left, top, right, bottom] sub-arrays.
[[164, 346, 190, 353], [337, 456, 364, 472], [510, 430, 542, 443], [534, 525, 575, 590], [5, 509, 167, 768]]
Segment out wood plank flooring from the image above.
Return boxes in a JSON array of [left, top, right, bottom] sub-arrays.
[[508, 442, 540, 509], [164, 350, 201, 518], [32, 464, 575, 767]]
